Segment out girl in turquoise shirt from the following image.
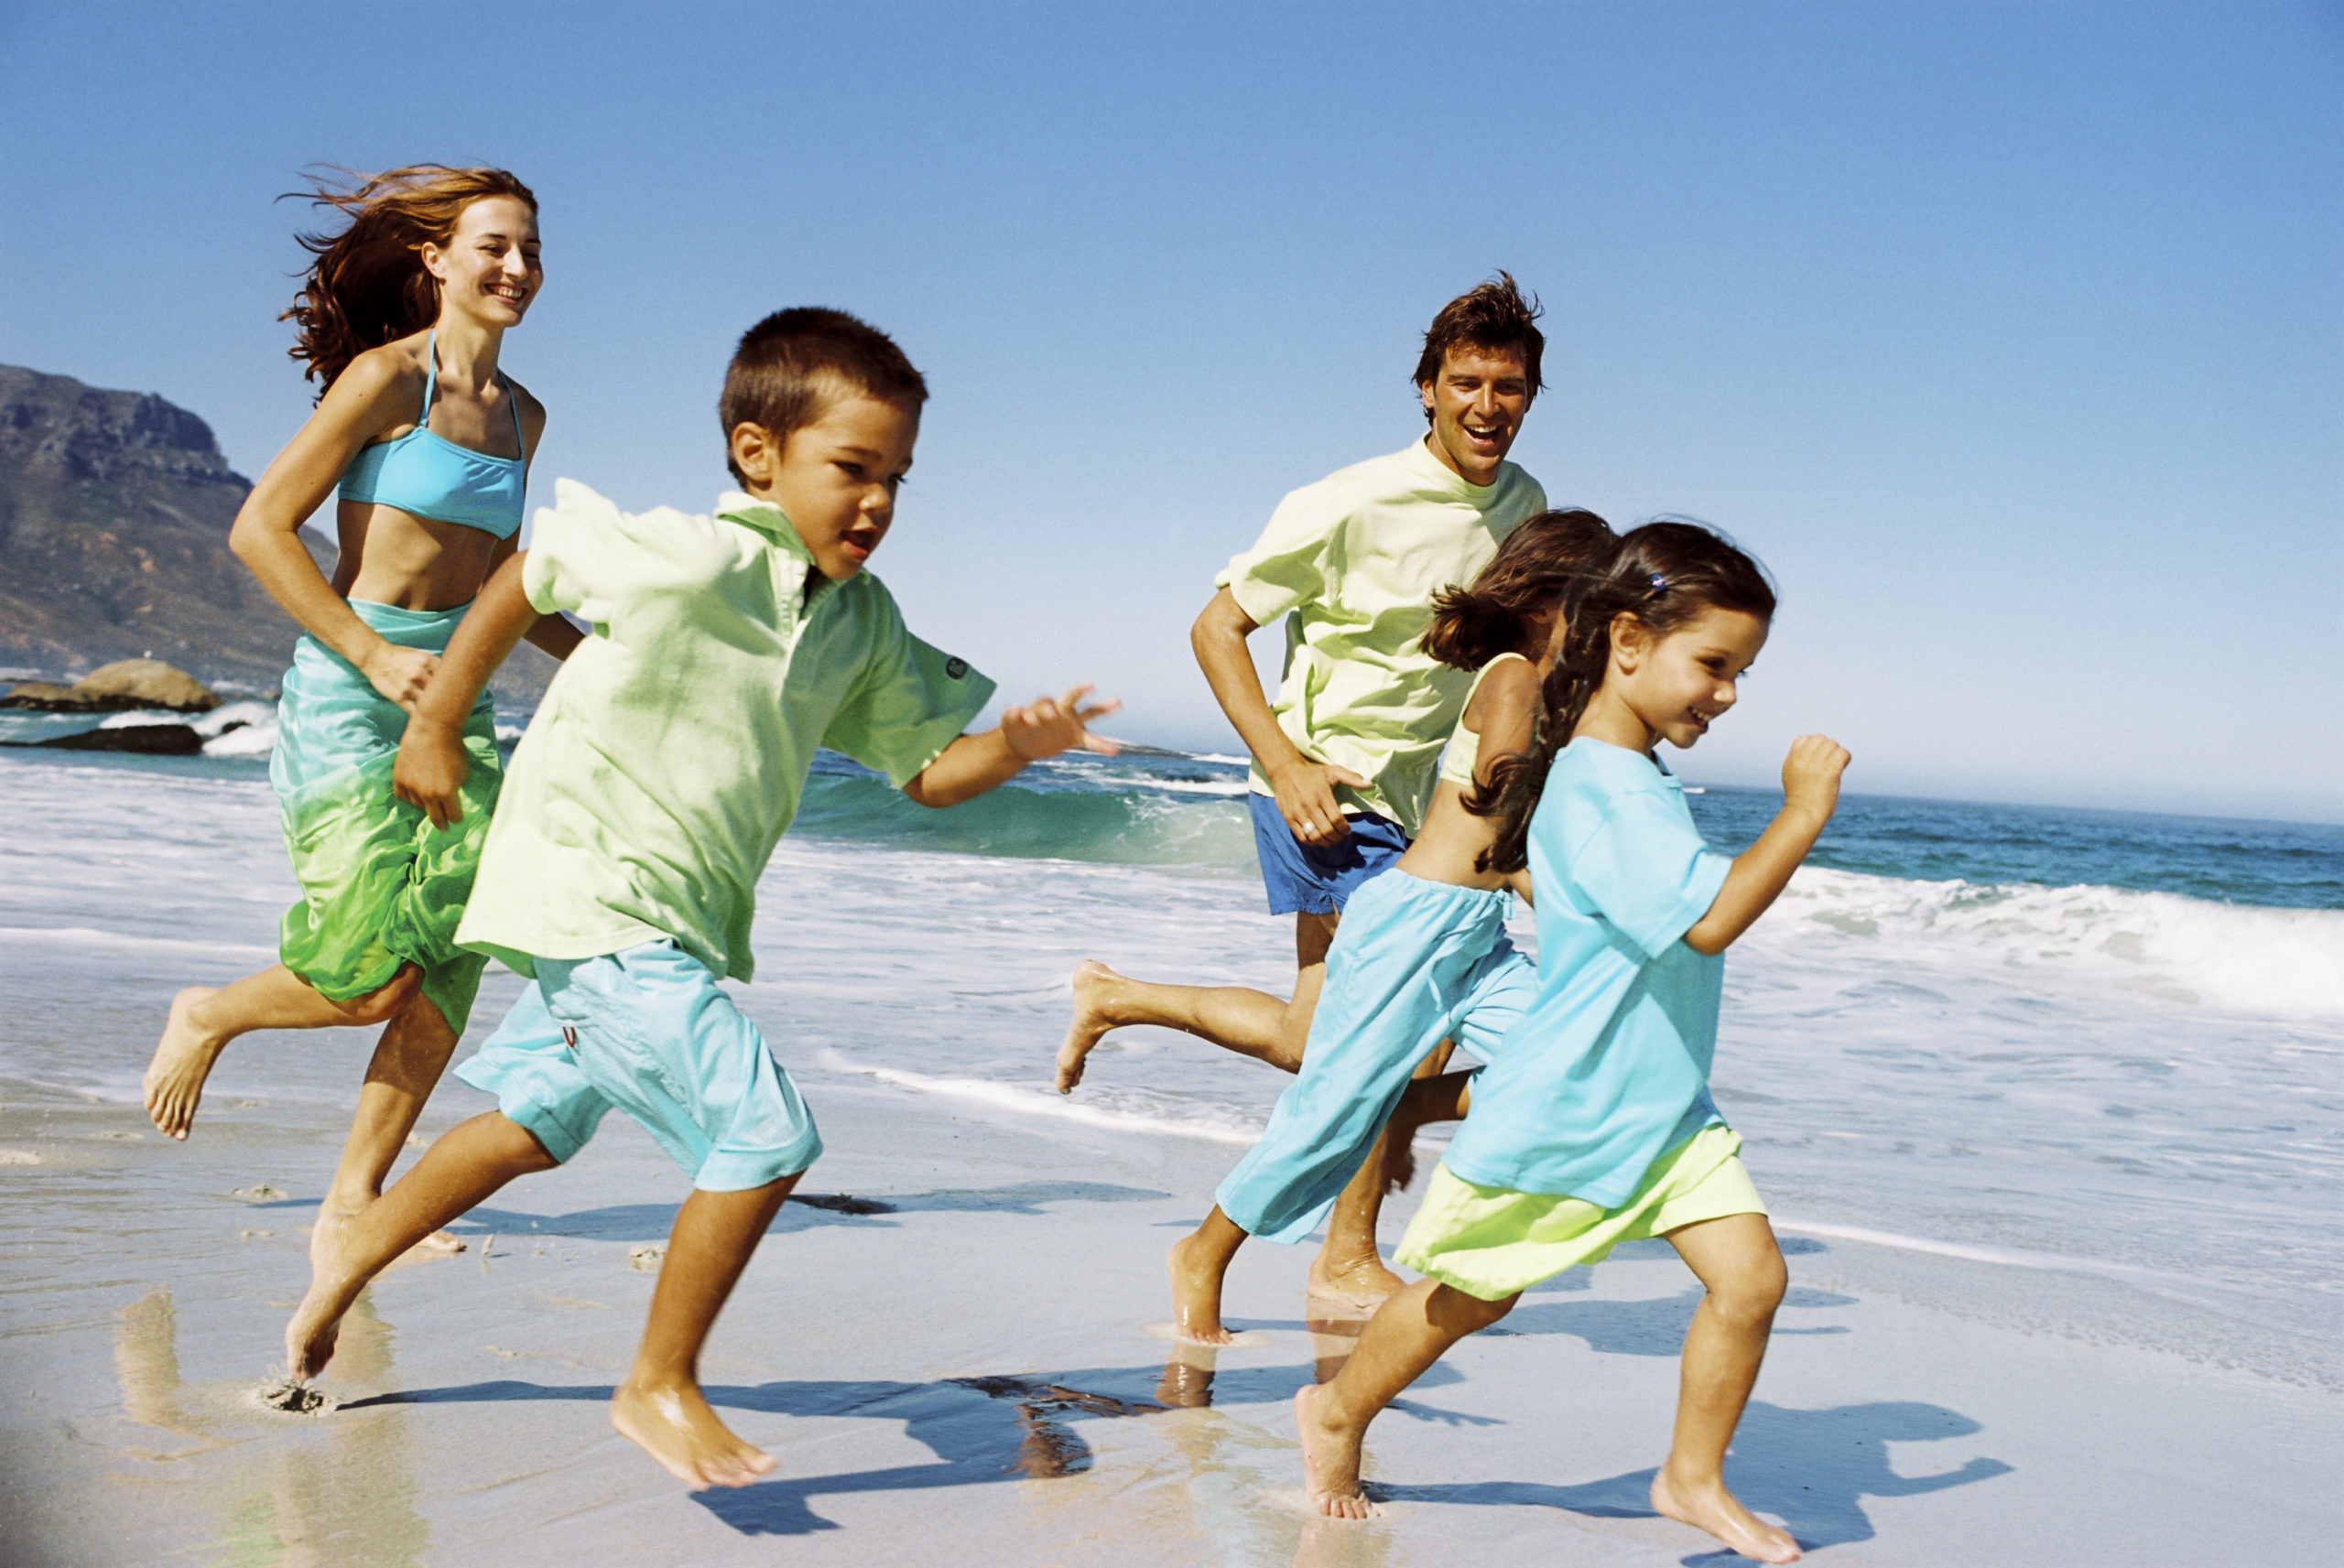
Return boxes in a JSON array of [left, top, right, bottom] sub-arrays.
[[1297, 522, 1850, 1568]]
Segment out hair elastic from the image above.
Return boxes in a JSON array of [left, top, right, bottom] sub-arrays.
[[1649, 572, 1667, 593]]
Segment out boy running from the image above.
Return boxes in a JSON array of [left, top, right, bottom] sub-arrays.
[[284, 308, 1115, 1489], [1058, 276, 1549, 1303]]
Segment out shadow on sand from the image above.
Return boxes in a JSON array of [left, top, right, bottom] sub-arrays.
[[340, 1368, 1181, 1536], [1376, 1398, 2012, 1555], [440, 1180, 1170, 1243]]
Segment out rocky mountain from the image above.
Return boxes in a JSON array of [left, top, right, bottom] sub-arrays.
[[0, 363, 553, 700]]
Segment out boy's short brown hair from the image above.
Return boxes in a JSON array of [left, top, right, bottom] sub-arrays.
[[1412, 273, 1546, 414], [720, 308, 929, 483]]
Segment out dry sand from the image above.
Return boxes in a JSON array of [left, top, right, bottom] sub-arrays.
[[0, 1067, 2334, 1567]]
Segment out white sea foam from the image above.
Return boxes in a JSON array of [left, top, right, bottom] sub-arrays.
[[811, 1049, 1263, 1145], [0, 925, 277, 962], [1773, 1217, 2219, 1292], [1764, 865, 2344, 1019], [1132, 777, 1251, 797]]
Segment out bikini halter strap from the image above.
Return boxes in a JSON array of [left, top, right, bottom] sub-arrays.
[[420, 328, 440, 419]]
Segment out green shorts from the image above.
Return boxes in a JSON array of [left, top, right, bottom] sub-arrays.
[[270, 600, 500, 1034], [1395, 1125, 1765, 1300]]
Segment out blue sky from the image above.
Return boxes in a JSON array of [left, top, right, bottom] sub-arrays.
[[3, 3, 2337, 822]]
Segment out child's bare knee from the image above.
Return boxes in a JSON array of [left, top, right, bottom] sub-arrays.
[[1430, 1284, 1518, 1334], [1709, 1254, 1786, 1327], [486, 1113, 562, 1172]]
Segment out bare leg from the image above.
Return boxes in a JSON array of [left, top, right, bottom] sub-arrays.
[[146, 963, 419, 1139], [1308, 1039, 1457, 1307], [1058, 957, 1325, 1090], [1297, 1278, 1517, 1518], [610, 1173, 799, 1489], [1650, 1213, 1798, 1563], [1167, 1206, 1249, 1345], [1382, 1070, 1475, 1193], [311, 994, 463, 1272], [287, 1111, 557, 1378]]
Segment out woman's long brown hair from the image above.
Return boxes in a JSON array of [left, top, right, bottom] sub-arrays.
[[1466, 521, 1778, 872], [280, 165, 537, 392]]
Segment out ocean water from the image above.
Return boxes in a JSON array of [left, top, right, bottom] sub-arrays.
[[2, 706, 2338, 1390]]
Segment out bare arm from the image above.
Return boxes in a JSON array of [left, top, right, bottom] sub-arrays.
[[230, 351, 440, 708], [1683, 734, 1850, 955], [1191, 587, 1362, 846], [483, 532, 586, 662], [904, 684, 1121, 808], [390, 553, 542, 829]]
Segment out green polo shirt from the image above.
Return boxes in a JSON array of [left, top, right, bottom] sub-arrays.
[[456, 480, 994, 983], [1216, 438, 1546, 836]]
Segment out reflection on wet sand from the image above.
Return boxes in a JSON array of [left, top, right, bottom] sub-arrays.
[[1123, 1299, 1394, 1568], [116, 1287, 208, 1447], [113, 1284, 430, 1567]]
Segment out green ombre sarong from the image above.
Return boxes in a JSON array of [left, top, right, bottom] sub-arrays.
[[270, 600, 502, 1033]]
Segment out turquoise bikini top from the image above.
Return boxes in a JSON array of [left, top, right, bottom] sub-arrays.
[[337, 330, 526, 538]]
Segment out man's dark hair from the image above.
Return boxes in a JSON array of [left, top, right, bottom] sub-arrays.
[[1413, 273, 1546, 416], [721, 308, 928, 483]]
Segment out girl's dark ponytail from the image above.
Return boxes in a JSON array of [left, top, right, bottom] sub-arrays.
[[1422, 510, 1614, 670], [1466, 520, 1776, 872]]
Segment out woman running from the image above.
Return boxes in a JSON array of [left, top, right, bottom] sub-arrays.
[[144, 166, 580, 1273]]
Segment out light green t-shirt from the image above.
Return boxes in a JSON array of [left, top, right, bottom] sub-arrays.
[[1215, 438, 1546, 836], [456, 480, 995, 983]]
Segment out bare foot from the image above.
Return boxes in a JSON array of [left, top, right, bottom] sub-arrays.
[[611, 1376, 777, 1490], [144, 987, 225, 1141], [1295, 1384, 1373, 1519], [1651, 1466, 1801, 1563], [1058, 960, 1128, 1093], [284, 1275, 350, 1381], [1308, 1250, 1405, 1311], [1167, 1229, 1236, 1346]]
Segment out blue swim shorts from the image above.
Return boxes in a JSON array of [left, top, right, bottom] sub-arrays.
[[1247, 792, 1409, 916], [454, 939, 821, 1192]]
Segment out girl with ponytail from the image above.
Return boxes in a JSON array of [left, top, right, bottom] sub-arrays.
[[1297, 522, 1850, 1567], [1151, 510, 1618, 1343], [145, 166, 581, 1277]]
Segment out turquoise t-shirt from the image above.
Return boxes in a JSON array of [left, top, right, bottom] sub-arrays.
[[1441, 738, 1735, 1206]]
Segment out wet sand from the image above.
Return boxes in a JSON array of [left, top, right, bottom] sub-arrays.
[[1, 1070, 2335, 1567]]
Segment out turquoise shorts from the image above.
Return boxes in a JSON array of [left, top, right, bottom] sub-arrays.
[[455, 940, 822, 1192], [1215, 870, 1536, 1243]]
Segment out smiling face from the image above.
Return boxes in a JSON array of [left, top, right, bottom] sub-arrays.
[[421, 195, 541, 329], [1598, 605, 1771, 752], [1418, 343, 1533, 485], [728, 388, 920, 581]]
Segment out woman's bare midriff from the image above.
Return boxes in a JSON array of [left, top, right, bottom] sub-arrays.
[[333, 500, 504, 611]]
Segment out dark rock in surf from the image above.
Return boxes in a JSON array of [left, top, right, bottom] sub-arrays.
[[5, 723, 204, 754]]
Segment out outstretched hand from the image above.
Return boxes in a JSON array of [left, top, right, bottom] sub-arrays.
[[1003, 683, 1123, 762], [393, 717, 472, 831]]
